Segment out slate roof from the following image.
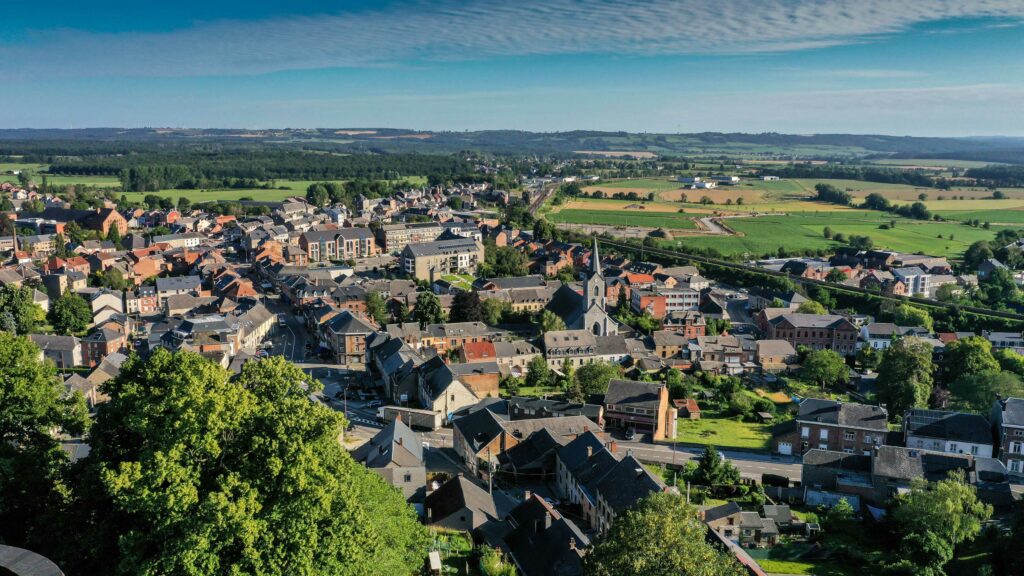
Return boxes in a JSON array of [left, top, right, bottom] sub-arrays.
[[353, 418, 423, 468], [498, 428, 563, 472], [403, 237, 479, 257], [155, 275, 201, 292], [997, 397, 1024, 427], [424, 475, 498, 529], [502, 496, 589, 576], [702, 501, 742, 523], [604, 379, 665, 411], [770, 313, 855, 329], [801, 449, 872, 472], [871, 445, 973, 482], [905, 409, 993, 445], [556, 431, 608, 473], [325, 309, 375, 335], [29, 333, 79, 351], [797, 398, 887, 431], [594, 455, 666, 514], [452, 407, 506, 454]]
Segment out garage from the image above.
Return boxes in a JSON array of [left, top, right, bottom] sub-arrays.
[[777, 442, 792, 456]]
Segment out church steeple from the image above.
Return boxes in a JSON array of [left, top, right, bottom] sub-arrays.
[[590, 236, 600, 276], [585, 236, 605, 311]]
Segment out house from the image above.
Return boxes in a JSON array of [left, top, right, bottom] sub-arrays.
[[765, 313, 859, 356], [492, 340, 542, 376], [29, 334, 82, 369], [321, 310, 374, 367], [125, 286, 159, 315], [904, 409, 993, 457], [991, 397, 1024, 477], [773, 399, 887, 456], [892, 267, 930, 296], [508, 396, 604, 425], [652, 330, 688, 359], [977, 258, 1007, 280], [449, 361, 501, 399], [691, 334, 758, 375], [399, 238, 484, 281], [592, 454, 668, 533], [602, 379, 677, 441], [351, 417, 426, 501], [755, 340, 797, 373], [500, 495, 589, 576], [80, 327, 127, 368], [417, 357, 481, 422], [155, 275, 202, 307], [662, 309, 707, 338], [424, 475, 502, 533]]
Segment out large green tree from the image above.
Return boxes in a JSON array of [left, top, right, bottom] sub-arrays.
[[694, 445, 741, 488], [801, 349, 850, 389], [69, 351, 428, 576], [525, 355, 552, 390], [450, 290, 483, 323], [585, 492, 744, 576], [876, 337, 934, 417], [950, 370, 1024, 414], [942, 336, 999, 385], [885, 470, 991, 575], [364, 291, 389, 326], [413, 291, 444, 328], [0, 334, 89, 554], [538, 309, 566, 334], [894, 304, 933, 331], [0, 284, 44, 334], [575, 361, 621, 396], [48, 290, 93, 335]]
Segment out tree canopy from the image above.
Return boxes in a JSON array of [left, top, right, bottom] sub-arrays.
[[413, 291, 444, 328], [876, 337, 934, 417], [0, 284, 44, 334], [941, 336, 999, 385], [801, 349, 850, 389], [68, 350, 429, 576], [584, 492, 744, 576], [48, 290, 93, 335]]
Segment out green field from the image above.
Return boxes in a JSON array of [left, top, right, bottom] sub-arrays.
[[548, 208, 697, 229], [868, 158, 998, 169], [591, 178, 692, 191], [672, 410, 772, 450], [661, 211, 1009, 258]]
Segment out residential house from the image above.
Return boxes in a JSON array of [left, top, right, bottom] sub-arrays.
[[774, 399, 887, 456], [765, 313, 859, 356], [904, 409, 993, 457], [352, 417, 426, 501], [500, 495, 589, 576], [321, 310, 375, 367], [29, 334, 82, 369], [424, 475, 502, 533], [155, 275, 202, 307], [602, 379, 677, 441], [992, 397, 1024, 477], [755, 340, 797, 373], [81, 327, 127, 368]]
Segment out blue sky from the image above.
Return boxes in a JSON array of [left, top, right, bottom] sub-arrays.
[[2, 0, 1024, 135]]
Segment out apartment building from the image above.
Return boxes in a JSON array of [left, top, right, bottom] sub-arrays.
[[774, 399, 888, 456], [399, 238, 484, 281], [765, 313, 859, 356]]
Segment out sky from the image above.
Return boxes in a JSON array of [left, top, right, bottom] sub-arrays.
[[2, 0, 1024, 135]]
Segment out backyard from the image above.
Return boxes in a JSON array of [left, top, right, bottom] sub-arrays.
[[673, 407, 773, 450]]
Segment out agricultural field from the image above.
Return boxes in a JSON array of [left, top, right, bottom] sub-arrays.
[[548, 207, 697, 230], [666, 212, 1008, 258], [868, 158, 999, 169]]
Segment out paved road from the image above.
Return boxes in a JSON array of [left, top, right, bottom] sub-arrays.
[[617, 441, 802, 481]]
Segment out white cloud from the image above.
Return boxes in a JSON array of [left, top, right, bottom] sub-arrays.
[[3, 0, 1024, 77]]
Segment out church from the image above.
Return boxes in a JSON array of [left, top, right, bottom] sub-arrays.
[[544, 237, 619, 336]]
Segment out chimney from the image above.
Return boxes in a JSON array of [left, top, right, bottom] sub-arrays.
[[608, 440, 618, 454], [544, 511, 552, 531], [586, 446, 593, 458], [524, 490, 532, 501]]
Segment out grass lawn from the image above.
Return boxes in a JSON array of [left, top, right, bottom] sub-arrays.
[[441, 273, 475, 291], [508, 385, 562, 398], [429, 530, 479, 576], [672, 409, 772, 450], [588, 177, 688, 191], [747, 542, 859, 576], [548, 208, 697, 229]]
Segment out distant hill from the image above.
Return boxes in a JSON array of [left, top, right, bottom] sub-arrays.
[[0, 128, 1021, 163]]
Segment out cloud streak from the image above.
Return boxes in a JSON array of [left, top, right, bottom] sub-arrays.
[[3, 0, 1024, 77]]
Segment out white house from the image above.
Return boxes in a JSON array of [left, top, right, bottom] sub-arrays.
[[904, 409, 994, 458]]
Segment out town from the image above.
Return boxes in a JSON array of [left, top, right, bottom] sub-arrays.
[[3, 146, 1024, 576]]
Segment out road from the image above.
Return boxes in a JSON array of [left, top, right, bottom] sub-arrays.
[[264, 296, 311, 363], [615, 441, 802, 481]]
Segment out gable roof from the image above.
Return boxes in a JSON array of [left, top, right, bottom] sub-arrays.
[[797, 398, 887, 431], [353, 417, 423, 468], [503, 495, 589, 576], [424, 475, 498, 528], [905, 409, 993, 445], [594, 454, 666, 514], [604, 379, 665, 410]]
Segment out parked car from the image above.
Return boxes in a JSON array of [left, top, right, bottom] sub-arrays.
[[366, 400, 382, 409], [625, 428, 636, 441]]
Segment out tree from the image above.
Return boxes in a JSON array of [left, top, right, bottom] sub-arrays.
[[392, 300, 411, 324], [894, 304, 933, 331], [995, 348, 1024, 378], [825, 268, 847, 283], [950, 370, 1024, 414], [489, 246, 529, 277], [481, 297, 510, 326], [575, 361, 620, 396], [856, 345, 880, 371], [450, 291, 483, 322], [0, 284, 44, 334], [886, 470, 991, 576], [67, 351, 429, 576], [538, 310, 566, 334], [104, 222, 121, 245], [964, 240, 994, 271], [706, 318, 731, 336], [823, 226, 833, 239], [796, 300, 827, 314], [0, 334, 89, 555], [365, 291, 389, 326], [802, 349, 850, 388], [64, 220, 87, 244], [876, 337, 934, 416], [525, 356, 552, 390], [306, 182, 330, 207], [94, 268, 129, 292], [413, 291, 444, 328], [584, 492, 744, 576], [176, 196, 192, 212], [52, 233, 70, 258], [942, 336, 999, 385], [500, 375, 522, 397], [665, 368, 687, 399], [694, 446, 741, 488], [48, 290, 92, 335]]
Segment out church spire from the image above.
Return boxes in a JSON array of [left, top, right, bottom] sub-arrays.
[[591, 236, 600, 275]]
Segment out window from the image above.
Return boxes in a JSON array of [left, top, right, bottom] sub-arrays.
[[819, 429, 828, 441], [971, 446, 979, 455], [818, 443, 828, 450], [801, 427, 810, 439], [843, 448, 854, 454], [1010, 460, 1023, 473], [404, 473, 412, 482], [844, 431, 855, 441]]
